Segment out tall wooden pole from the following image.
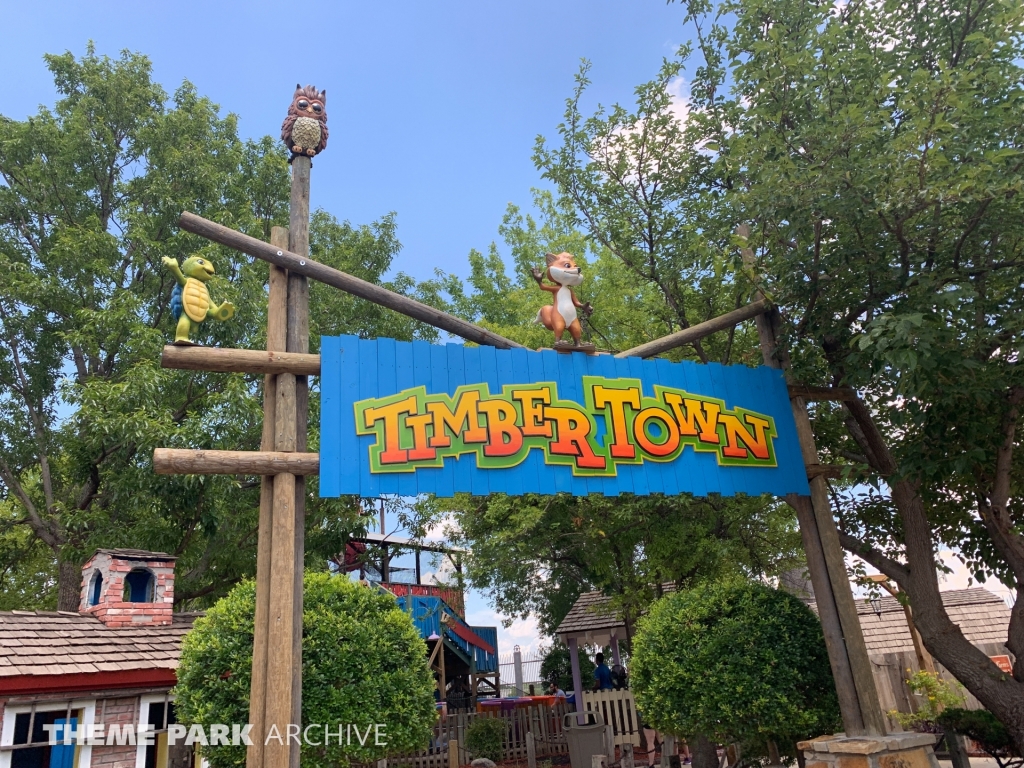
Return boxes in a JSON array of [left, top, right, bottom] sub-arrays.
[[251, 154, 311, 768], [739, 226, 886, 736], [247, 226, 289, 768], [287, 155, 311, 768]]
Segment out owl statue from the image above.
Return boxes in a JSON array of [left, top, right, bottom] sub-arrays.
[[281, 84, 328, 160]]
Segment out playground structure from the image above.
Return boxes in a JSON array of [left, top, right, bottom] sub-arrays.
[[337, 519, 500, 704], [150, 83, 949, 768]]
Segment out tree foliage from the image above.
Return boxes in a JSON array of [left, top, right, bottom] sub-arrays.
[[417, 489, 801, 642], [540, 642, 595, 693], [535, 0, 1024, 749], [464, 717, 507, 763], [938, 708, 1021, 768], [631, 580, 841, 756], [0, 46, 444, 609], [174, 572, 437, 768], [414, 186, 801, 641]]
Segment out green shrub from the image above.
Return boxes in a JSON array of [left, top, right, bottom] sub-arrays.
[[937, 708, 1019, 762], [465, 715, 506, 763], [889, 671, 965, 730], [174, 573, 437, 768], [631, 579, 841, 750]]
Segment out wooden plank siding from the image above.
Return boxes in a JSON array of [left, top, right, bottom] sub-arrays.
[[870, 641, 1014, 732]]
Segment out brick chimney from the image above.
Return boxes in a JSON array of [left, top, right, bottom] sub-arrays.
[[79, 549, 176, 627]]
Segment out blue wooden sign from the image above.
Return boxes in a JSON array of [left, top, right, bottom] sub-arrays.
[[319, 335, 809, 498]]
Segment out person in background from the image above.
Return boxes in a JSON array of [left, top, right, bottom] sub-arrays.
[[549, 682, 567, 699], [593, 652, 614, 690]]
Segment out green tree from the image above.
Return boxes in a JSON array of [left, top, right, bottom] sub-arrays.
[[631, 580, 841, 761], [535, 59, 753, 366], [174, 572, 437, 768], [536, 0, 1024, 749], [707, 0, 1024, 749], [0, 45, 285, 609], [540, 641, 594, 693], [0, 46, 445, 610], [417, 490, 801, 645]]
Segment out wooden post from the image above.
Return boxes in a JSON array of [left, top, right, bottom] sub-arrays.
[[787, 494, 865, 733], [623, 743, 635, 768], [873, 578, 936, 675], [439, 632, 447, 705], [247, 226, 289, 768], [288, 154, 311, 768], [568, 637, 585, 724], [449, 739, 460, 768], [153, 448, 319, 475], [739, 225, 886, 736], [660, 735, 674, 768], [527, 731, 537, 768], [945, 732, 972, 768]]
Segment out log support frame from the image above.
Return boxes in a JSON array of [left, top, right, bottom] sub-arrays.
[[155, 194, 883, 752]]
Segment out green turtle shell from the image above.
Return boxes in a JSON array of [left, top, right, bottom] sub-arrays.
[[182, 278, 210, 322]]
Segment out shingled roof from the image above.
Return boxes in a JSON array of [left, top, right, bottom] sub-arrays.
[[556, 591, 624, 638], [555, 584, 677, 641], [852, 587, 1010, 656], [0, 609, 199, 680], [93, 548, 176, 561], [555, 585, 1010, 657]]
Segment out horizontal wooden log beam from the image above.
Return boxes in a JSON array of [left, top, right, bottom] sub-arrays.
[[153, 448, 320, 476], [615, 299, 769, 359], [178, 211, 526, 351], [162, 345, 321, 375], [789, 384, 858, 402]]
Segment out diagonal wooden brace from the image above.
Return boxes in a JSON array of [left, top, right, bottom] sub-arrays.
[[178, 211, 526, 350]]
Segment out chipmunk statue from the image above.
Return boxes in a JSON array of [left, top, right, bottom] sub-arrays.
[[532, 252, 595, 352]]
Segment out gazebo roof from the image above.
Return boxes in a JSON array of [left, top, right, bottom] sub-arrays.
[[555, 585, 1010, 655], [556, 585, 677, 645]]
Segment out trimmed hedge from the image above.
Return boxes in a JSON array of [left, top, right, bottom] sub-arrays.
[[174, 572, 437, 768], [631, 579, 841, 749]]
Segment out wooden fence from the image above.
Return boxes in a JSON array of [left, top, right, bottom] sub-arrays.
[[870, 642, 1012, 756], [870, 642, 1009, 728], [384, 703, 573, 768], [580, 690, 641, 747]]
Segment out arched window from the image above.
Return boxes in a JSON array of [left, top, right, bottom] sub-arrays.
[[124, 568, 155, 603], [89, 571, 103, 606]]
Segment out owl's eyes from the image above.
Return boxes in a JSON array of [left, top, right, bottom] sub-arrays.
[[312, 103, 323, 114], [298, 99, 309, 109]]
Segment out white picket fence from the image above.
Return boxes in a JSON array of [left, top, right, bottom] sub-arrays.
[[581, 689, 641, 747]]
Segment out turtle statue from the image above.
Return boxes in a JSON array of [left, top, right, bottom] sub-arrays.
[[162, 255, 235, 345]]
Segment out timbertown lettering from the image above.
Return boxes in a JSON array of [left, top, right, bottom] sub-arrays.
[[354, 376, 777, 477]]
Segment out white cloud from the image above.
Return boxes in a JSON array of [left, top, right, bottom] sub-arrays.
[[666, 76, 691, 125]]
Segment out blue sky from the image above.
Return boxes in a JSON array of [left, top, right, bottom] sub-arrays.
[[1, 0, 691, 656], [0, 0, 687, 284]]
